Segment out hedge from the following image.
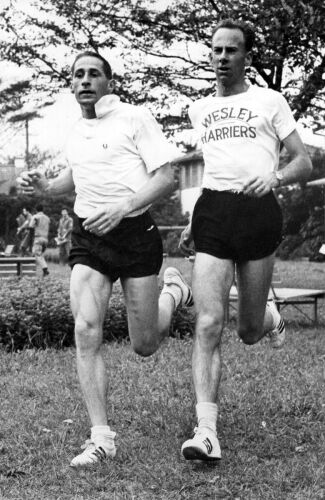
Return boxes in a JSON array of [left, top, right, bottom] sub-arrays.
[[0, 277, 195, 351]]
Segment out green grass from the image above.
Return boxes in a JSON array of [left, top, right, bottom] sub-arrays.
[[0, 258, 324, 500]]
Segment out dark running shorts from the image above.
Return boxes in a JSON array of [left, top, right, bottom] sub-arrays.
[[69, 211, 163, 281], [192, 189, 283, 262]]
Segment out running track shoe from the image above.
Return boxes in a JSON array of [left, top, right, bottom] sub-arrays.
[[70, 437, 116, 468], [181, 427, 221, 461], [162, 267, 194, 307], [266, 300, 286, 348]]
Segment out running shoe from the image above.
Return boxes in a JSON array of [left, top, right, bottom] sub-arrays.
[[162, 267, 194, 307], [181, 427, 221, 461], [70, 436, 116, 468], [266, 300, 286, 348]]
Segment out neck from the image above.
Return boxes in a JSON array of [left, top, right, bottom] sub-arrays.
[[81, 104, 97, 119], [216, 79, 249, 97]]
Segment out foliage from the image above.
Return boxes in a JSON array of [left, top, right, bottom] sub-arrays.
[[0, 274, 194, 351], [1, 0, 324, 131], [277, 148, 325, 260]]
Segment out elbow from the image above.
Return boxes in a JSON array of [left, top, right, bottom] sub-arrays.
[[304, 156, 313, 181], [167, 175, 176, 193], [161, 171, 175, 195]]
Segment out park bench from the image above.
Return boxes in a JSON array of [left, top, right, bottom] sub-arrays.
[[0, 257, 36, 278], [228, 285, 325, 325]]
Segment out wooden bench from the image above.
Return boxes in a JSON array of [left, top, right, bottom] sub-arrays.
[[229, 285, 325, 325], [0, 257, 36, 278]]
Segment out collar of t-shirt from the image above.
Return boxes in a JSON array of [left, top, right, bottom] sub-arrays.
[[82, 94, 120, 120]]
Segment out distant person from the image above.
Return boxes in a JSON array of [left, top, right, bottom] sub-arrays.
[[30, 204, 50, 277], [17, 207, 33, 255], [56, 208, 73, 264], [179, 18, 312, 462], [16, 51, 193, 468]]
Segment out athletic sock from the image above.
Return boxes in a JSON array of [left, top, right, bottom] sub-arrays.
[[161, 286, 182, 309], [196, 402, 218, 433], [266, 301, 279, 329], [91, 425, 116, 445]]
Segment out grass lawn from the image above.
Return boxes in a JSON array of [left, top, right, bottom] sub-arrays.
[[0, 258, 324, 500]]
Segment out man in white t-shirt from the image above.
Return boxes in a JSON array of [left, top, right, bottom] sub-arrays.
[[17, 51, 193, 468], [179, 19, 312, 462]]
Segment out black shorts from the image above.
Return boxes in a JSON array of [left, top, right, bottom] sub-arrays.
[[69, 211, 163, 281], [192, 189, 283, 262]]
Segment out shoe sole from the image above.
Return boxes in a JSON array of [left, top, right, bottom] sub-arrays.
[[182, 445, 221, 462]]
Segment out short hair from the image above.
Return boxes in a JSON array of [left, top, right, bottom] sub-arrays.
[[36, 204, 43, 212], [211, 19, 255, 52], [71, 51, 113, 79]]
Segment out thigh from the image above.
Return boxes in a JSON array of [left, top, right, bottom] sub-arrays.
[[70, 263, 113, 329], [193, 252, 235, 324], [121, 274, 159, 343], [32, 240, 42, 257], [236, 253, 275, 329]]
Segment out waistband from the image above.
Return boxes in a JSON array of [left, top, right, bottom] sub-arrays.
[[203, 188, 244, 195]]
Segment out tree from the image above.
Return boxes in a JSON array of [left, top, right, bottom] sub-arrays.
[[1, 0, 324, 133]]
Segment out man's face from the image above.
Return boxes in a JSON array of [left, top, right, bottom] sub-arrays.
[[61, 210, 68, 218], [72, 56, 111, 105], [210, 28, 251, 87]]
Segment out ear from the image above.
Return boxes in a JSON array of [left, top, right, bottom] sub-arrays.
[[107, 79, 116, 94], [245, 51, 252, 67]]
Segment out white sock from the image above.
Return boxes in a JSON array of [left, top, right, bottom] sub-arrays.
[[161, 286, 182, 309], [266, 302, 278, 329], [91, 425, 116, 443], [196, 402, 218, 433]]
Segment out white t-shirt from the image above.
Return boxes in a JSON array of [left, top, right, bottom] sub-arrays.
[[65, 95, 178, 218], [188, 85, 297, 191]]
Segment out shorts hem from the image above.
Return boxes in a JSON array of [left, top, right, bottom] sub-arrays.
[[195, 243, 280, 262]]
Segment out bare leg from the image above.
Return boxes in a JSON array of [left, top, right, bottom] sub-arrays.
[[181, 252, 233, 461], [191, 253, 234, 402], [236, 253, 275, 344], [70, 264, 112, 426], [121, 274, 175, 357]]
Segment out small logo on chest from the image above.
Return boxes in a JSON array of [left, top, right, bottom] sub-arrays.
[[102, 144, 108, 149]]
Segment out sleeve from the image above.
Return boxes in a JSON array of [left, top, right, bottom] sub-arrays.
[[134, 108, 179, 173], [188, 101, 197, 128], [272, 92, 297, 141]]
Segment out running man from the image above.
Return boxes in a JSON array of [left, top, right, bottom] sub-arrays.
[[17, 51, 193, 468], [179, 19, 312, 462]]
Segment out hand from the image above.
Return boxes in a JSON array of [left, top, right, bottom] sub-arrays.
[[16, 169, 49, 195], [242, 172, 277, 198], [83, 202, 129, 236], [179, 223, 195, 257]]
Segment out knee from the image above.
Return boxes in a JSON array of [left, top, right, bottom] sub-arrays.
[[131, 335, 160, 357], [238, 322, 262, 345], [74, 317, 102, 353], [195, 312, 223, 347]]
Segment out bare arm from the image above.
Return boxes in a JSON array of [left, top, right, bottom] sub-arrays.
[[276, 129, 313, 185], [16, 167, 74, 196], [243, 130, 312, 197], [83, 162, 174, 235]]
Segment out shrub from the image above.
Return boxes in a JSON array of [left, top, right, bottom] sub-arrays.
[[0, 277, 194, 351]]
